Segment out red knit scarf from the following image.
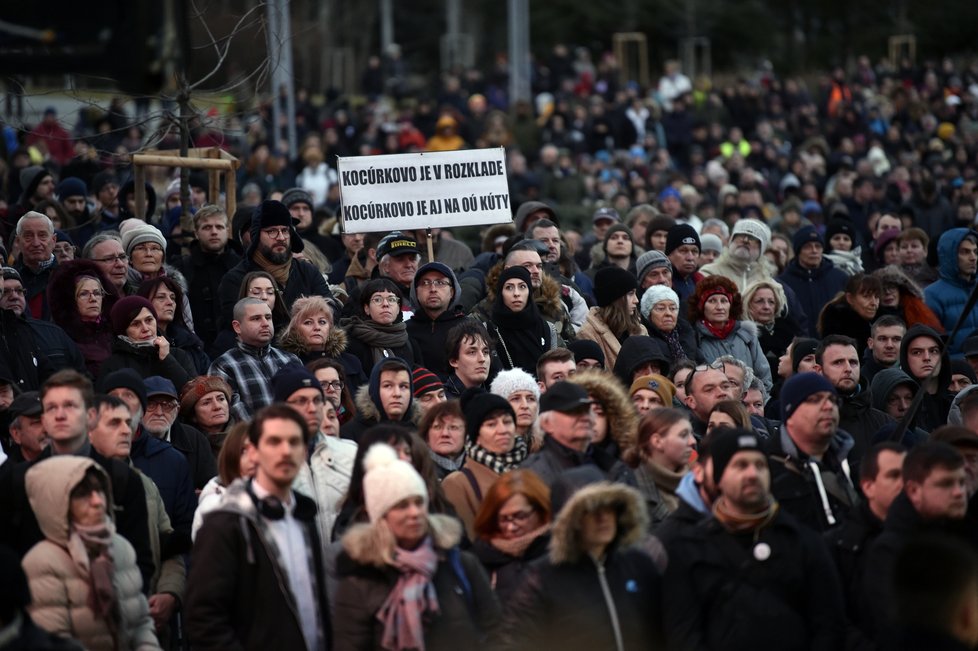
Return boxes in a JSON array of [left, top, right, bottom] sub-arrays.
[[701, 318, 735, 340]]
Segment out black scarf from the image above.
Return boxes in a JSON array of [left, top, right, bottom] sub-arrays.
[[488, 267, 551, 373]]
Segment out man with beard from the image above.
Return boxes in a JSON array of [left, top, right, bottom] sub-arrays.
[[815, 335, 892, 464], [663, 428, 845, 649], [699, 219, 773, 291], [55, 177, 93, 243], [218, 200, 332, 331]]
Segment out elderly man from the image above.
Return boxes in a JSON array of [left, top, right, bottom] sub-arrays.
[[699, 219, 772, 290], [406, 261, 467, 378], [5, 392, 47, 464], [13, 212, 57, 320], [82, 232, 130, 294]]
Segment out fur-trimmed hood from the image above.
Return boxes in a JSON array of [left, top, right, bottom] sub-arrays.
[[872, 264, 924, 299], [47, 258, 121, 331], [354, 383, 419, 425], [549, 482, 647, 564], [341, 513, 463, 568], [279, 322, 350, 358], [567, 369, 638, 453], [483, 260, 564, 322]]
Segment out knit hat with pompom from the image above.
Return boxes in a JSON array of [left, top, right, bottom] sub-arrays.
[[362, 443, 428, 522]]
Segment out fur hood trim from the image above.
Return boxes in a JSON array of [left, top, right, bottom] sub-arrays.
[[48, 258, 121, 331], [872, 264, 924, 299], [354, 383, 419, 424], [341, 513, 463, 568], [279, 323, 349, 358], [567, 369, 638, 452], [484, 261, 564, 321], [549, 482, 647, 564]]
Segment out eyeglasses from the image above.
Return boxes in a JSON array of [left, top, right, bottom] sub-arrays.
[[132, 244, 164, 254], [320, 380, 344, 391], [370, 296, 400, 306], [418, 279, 451, 288], [76, 290, 104, 300], [498, 509, 536, 526], [146, 399, 178, 412], [92, 253, 128, 263], [261, 227, 291, 240], [684, 361, 725, 391], [288, 396, 324, 408]]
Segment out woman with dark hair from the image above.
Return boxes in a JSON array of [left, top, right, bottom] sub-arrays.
[[278, 295, 366, 391], [707, 400, 753, 433], [482, 266, 555, 374], [623, 408, 695, 528], [341, 278, 420, 373], [192, 422, 256, 541], [817, 273, 882, 357], [689, 275, 772, 392], [577, 266, 647, 369], [417, 400, 467, 480], [138, 276, 209, 374], [471, 470, 552, 601], [307, 357, 357, 425], [48, 259, 120, 377]]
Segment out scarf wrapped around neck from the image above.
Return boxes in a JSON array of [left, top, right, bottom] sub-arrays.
[[489, 522, 550, 558], [68, 518, 118, 623], [465, 437, 528, 475], [664, 327, 687, 361], [377, 536, 440, 651], [701, 318, 736, 340], [712, 496, 779, 535], [252, 249, 293, 285], [343, 316, 409, 364], [429, 449, 465, 475]]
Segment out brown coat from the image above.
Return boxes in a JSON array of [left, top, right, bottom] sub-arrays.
[[442, 459, 500, 541]]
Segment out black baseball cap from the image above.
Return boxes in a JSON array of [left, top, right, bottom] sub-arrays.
[[8, 391, 41, 419], [377, 232, 421, 259], [540, 381, 593, 414]]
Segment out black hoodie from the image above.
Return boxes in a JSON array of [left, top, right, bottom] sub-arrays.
[[899, 325, 953, 433], [611, 335, 672, 386]]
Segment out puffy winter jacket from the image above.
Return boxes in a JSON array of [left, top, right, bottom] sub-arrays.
[[694, 319, 773, 392], [924, 228, 978, 357]]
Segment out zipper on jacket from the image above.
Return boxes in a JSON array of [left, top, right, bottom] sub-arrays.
[[594, 556, 625, 651]]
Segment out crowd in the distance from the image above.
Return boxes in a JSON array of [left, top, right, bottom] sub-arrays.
[[3, 48, 978, 651]]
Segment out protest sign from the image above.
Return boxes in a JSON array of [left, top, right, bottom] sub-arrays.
[[338, 148, 512, 234]]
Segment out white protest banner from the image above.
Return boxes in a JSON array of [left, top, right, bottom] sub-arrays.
[[337, 148, 512, 234]]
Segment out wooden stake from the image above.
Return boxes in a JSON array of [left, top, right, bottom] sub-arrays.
[[426, 227, 435, 262]]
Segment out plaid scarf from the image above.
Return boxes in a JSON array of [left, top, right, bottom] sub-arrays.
[[465, 436, 528, 475]]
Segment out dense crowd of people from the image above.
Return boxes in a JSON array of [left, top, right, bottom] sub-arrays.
[[2, 48, 978, 650]]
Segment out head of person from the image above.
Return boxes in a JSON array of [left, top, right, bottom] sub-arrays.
[[594, 266, 640, 334], [40, 370, 96, 454], [15, 211, 55, 270], [566, 339, 605, 371], [361, 442, 432, 553], [360, 278, 404, 326], [179, 375, 232, 435], [602, 223, 635, 261], [902, 329, 943, 382], [874, 212, 902, 239], [88, 394, 133, 460], [666, 224, 701, 277], [98, 368, 147, 432], [635, 250, 673, 290], [859, 442, 907, 521], [527, 218, 562, 263], [743, 378, 767, 417], [272, 366, 326, 439], [232, 297, 274, 346], [51, 229, 76, 263], [462, 391, 518, 455], [715, 356, 753, 401], [247, 199, 304, 264], [955, 230, 978, 281], [536, 347, 577, 392], [871, 368, 918, 421], [216, 422, 257, 487], [26, 458, 111, 543], [902, 442, 968, 520], [0, 267, 26, 316], [671, 359, 696, 404], [503, 241, 545, 289], [137, 275, 185, 332], [628, 407, 694, 472], [305, 359, 353, 417], [782, 337, 819, 379], [658, 186, 683, 217], [190, 204, 230, 254], [824, 218, 856, 253], [743, 279, 787, 326], [684, 363, 734, 421], [707, 399, 752, 434], [644, 214, 676, 253], [629, 374, 676, 416], [141, 377, 179, 437], [496, 266, 534, 314], [815, 334, 861, 395], [418, 399, 465, 459], [446, 321, 492, 387], [82, 233, 129, 291], [73, 274, 108, 324], [591, 207, 621, 239], [842, 273, 882, 321], [120, 220, 166, 277], [473, 470, 551, 542], [411, 261, 457, 317], [690, 276, 741, 328], [412, 366, 446, 416], [780, 372, 840, 456], [8, 391, 47, 461], [793, 225, 824, 270], [875, 229, 902, 267], [239, 270, 279, 311], [867, 315, 906, 365], [931, 426, 978, 498], [710, 428, 771, 514], [246, 404, 309, 495], [376, 232, 421, 287], [110, 296, 158, 342], [538, 381, 594, 452], [951, 360, 977, 395], [57, 176, 89, 220], [278, 295, 335, 353], [899, 227, 929, 266], [728, 218, 770, 263], [369, 358, 413, 421], [515, 201, 557, 234], [281, 187, 314, 231], [698, 233, 723, 266], [490, 368, 540, 433]]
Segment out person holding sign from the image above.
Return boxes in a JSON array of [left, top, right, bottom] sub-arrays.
[[483, 267, 556, 375]]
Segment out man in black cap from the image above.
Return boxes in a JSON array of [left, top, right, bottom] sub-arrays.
[[5, 391, 46, 464], [521, 380, 634, 487], [665, 223, 703, 304], [217, 200, 333, 329], [662, 427, 846, 650], [341, 230, 422, 319]]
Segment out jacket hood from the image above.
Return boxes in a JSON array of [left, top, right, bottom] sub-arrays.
[[612, 335, 672, 384], [567, 369, 639, 453], [514, 201, 556, 232], [409, 261, 462, 311], [341, 513, 462, 568], [48, 258, 121, 332], [936, 228, 978, 286], [117, 179, 158, 221], [354, 382, 418, 425], [549, 482, 647, 564], [872, 264, 924, 299], [26, 456, 114, 547], [870, 368, 918, 412], [899, 324, 951, 389], [948, 383, 978, 425]]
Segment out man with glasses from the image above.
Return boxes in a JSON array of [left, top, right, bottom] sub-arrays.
[[82, 232, 130, 294], [768, 372, 859, 532], [683, 363, 734, 437], [218, 200, 332, 331], [406, 261, 466, 378]]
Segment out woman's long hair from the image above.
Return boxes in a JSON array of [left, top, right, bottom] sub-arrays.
[[623, 407, 689, 468], [279, 295, 335, 353], [709, 400, 752, 430], [237, 270, 290, 324], [137, 275, 188, 331], [597, 294, 645, 340], [306, 358, 356, 422], [216, 422, 251, 487]]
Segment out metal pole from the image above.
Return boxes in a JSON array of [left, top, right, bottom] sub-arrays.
[[508, 0, 530, 105], [380, 0, 394, 54], [265, 0, 282, 156], [279, 0, 298, 158]]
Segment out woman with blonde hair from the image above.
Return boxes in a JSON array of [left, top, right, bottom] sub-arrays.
[[278, 295, 366, 390], [742, 278, 796, 371]]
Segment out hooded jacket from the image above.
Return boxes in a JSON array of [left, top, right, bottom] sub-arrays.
[[47, 259, 121, 377], [339, 360, 418, 443], [899, 324, 953, 433], [22, 457, 160, 651], [567, 369, 640, 458], [700, 250, 777, 292], [494, 482, 664, 651], [472, 261, 579, 342], [612, 335, 674, 386], [277, 321, 367, 394], [837, 380, 893, 465], [694, 319, 774, 392], [778, 257, 848, 337], [924, 228, 978, 357]]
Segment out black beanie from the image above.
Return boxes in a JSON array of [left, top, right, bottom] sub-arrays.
[[665, 224, 700, 255], [793, 225, 821, 256], [460, 388, 516, 443], [594, 266, 638, 307], [711, 427, 763, 484], [791, 338, 819, 373], [824, 218, 856, 251], [247, 200, 304, 258]]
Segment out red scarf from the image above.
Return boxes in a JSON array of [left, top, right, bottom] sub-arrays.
[[701, 318, 735, 339]]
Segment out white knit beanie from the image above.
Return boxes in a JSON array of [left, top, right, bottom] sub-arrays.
[[490, 368, 540, 401], [120, 220, 167, 255], [640, 284, 680, 319], [362, 443, 428, 523], [730, 218, 771, 253]]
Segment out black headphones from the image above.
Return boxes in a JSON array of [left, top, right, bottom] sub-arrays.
[[246, 480, 285, 520]]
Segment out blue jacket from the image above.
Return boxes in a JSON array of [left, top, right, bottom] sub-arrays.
[[130, 432, 196, 539], [924, 228, 978, 358], [778, 258, 848, 337]]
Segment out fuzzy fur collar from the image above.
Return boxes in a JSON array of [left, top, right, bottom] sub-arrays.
[[341, 514, 463, 568], [549, 482, 647, 564]]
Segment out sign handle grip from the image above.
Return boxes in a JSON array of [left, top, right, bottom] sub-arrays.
[[426, 227, 435, 262]]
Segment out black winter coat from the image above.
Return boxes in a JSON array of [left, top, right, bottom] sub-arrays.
[[520, 435, 636, 488], [97, 337, 195, 393], [168, 420, 218, 491], [406, 307, 469, 379], [778, 258, 848, 337], [217, 255, 332, 331], [172, 243, 241, 350], [662, 509, 846, 651], [470, 533, 550, 603], [838, 386, 893, 467]]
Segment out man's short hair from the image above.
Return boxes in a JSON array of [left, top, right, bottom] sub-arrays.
[[15, 212, 54, 237], [903, 442, 965, 485], [233, 297, 267, 323], [445, 321, 491, 362], [715, 355, 754, 394], [248, 403, 311, 445], [700, 217, 730, 238], [535, 347, 574, 379], [746, 376, 768, 404], [92, 393, 129, 415], [894, 534, 978, 635], [860, 441, 906, 482], [192, 204, 228, 229], [815, 334, 859, 366], [526, 218, 558, 236], [41, 369, 95, 410], [81, 232, 124, 259], [871, 314, 906, 336]]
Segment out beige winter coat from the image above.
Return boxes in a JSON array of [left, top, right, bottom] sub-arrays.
[[22, 456, 161, 651], [576, 307, 647, 371]]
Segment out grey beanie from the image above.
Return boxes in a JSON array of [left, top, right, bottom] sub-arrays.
[[636, 250, 672, 283]]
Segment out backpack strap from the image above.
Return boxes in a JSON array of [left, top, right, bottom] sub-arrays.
[[460, 467, 483, 503], [447, 547, 475, 617]]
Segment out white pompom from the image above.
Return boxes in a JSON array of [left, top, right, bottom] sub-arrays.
[[363, 442, 399, 473]]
